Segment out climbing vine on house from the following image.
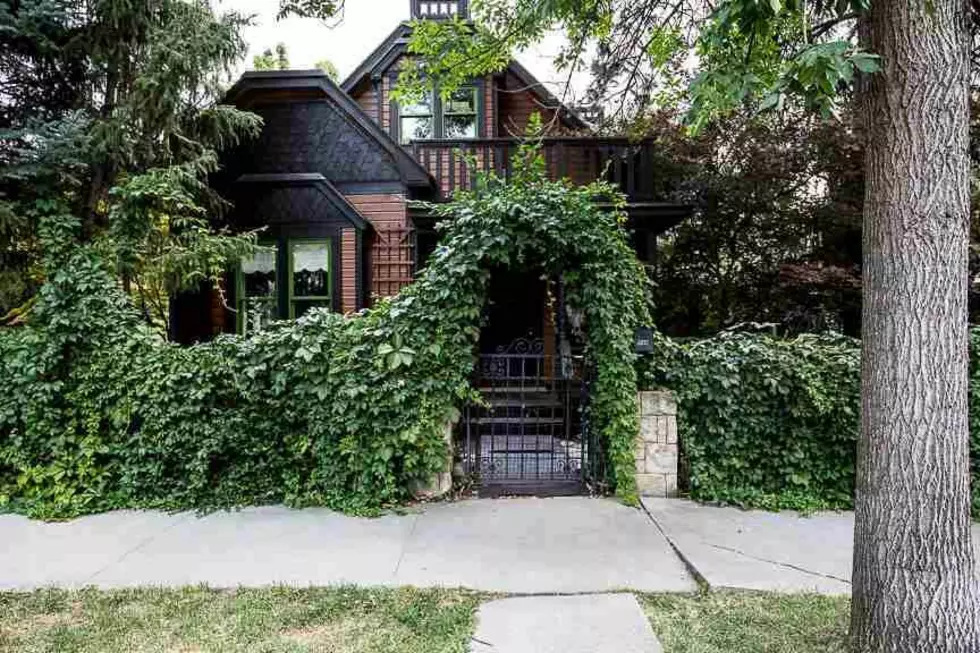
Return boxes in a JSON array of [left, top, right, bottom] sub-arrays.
[[0, 145, 649, 519]]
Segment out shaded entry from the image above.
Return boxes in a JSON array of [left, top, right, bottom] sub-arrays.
[[459, 269, 594, 495]]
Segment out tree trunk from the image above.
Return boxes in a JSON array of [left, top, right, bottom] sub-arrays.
[[852, 0, 980, 651]]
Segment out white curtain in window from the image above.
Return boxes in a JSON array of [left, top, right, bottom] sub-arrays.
[[242, 247, 276, 274], [293, 243, 328, 272]]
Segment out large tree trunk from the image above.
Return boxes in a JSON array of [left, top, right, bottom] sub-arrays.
[[851, 0, 980, 651]]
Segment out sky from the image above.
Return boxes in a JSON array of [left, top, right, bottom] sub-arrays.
[[219, 0, 591, 101]]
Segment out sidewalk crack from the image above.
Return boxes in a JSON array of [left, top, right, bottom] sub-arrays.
[[703, 542, 851, 585], [391, 511, 421, 581], [83, 512, 192, 585], [639, 501, 709, 591]]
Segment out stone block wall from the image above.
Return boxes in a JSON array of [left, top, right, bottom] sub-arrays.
[[636, 390, 678, 497]]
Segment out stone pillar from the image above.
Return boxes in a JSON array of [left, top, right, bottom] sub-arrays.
[[411, 419, 455, 500], [636, 390, 678, 497]]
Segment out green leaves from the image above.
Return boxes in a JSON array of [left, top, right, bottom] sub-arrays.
[[642, 330, 980, 516], [1, 142, 649, 516], [378, 336, 417, 371]]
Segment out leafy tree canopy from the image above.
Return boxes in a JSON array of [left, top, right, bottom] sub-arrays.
[[0, 0, 262, 329], [395, 0, 879, 130]]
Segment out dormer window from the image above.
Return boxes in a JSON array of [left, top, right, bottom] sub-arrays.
[[397, 85, 479, 144]]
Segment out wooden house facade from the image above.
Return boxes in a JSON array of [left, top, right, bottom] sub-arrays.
[[169, 0, 691, 495], [171, 0, 689, 344]]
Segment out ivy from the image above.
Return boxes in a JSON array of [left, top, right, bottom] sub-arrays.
[[641, 329, 980, 516], [0, 144, 649, 518]]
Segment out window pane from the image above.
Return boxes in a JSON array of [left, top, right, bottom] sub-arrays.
[[240, 245, 278, 334], [291, 241, 330, 298], [400, 116, 433, 143], [444, 87, 477, 115], [444, 114, 477, 138], [242, 297, 277, 334], [400, 92, 433, 117], [291, 299, 331, 319], [241, 246, 277, 298]]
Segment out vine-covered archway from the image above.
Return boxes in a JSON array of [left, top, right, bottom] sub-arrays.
[[0, 145, 650, 518]]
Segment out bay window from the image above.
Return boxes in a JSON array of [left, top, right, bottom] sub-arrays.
[[237, 238, 334, 333], [288, 240, 332, 319], [238, 244, 278, 334]]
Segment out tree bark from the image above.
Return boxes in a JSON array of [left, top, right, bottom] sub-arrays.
[[852, 0, 980, 651]]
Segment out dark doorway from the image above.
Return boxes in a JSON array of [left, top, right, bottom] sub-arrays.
[[478, 267, 546, 353], [458, 269, 594, 496]]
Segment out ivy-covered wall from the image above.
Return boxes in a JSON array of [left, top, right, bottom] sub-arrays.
[[0, 151, 649, 519], [640, 330, 980, 516]]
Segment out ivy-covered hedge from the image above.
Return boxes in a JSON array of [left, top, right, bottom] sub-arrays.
[[641, 329, 980, 515], [0, 153, 649, 519]]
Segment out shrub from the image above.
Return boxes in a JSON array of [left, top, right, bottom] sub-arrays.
[[0, 149, 649, 518], [642, 329, 980, 515]]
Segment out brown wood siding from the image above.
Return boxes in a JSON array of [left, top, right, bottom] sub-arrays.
[[484, 76, 496, 137], [353, 83, 379, 125], [381, 75, 392, 132], [345, 193, 413, 300], [340, 228, 358, 312], [496, 71, 577, 137]]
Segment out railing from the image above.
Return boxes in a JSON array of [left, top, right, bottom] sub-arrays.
[[408, 137, 659, 200]]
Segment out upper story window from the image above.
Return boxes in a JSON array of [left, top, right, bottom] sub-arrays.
[[443, 87, 477, 138], [398, 85, 479, 144], [399, 91, 435, 143]]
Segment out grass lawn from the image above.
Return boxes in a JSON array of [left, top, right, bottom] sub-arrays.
[[1, 587, 850, 653], [642, 591, 850, 653], [0, 586, 482, 653]]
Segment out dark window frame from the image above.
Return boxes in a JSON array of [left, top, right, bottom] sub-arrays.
[[391, 76, 485, 144], [236, 236, 338, 334]]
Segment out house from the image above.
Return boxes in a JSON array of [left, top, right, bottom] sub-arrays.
[[170, 0, 690, 495]]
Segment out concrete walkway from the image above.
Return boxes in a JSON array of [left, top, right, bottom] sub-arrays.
[[6, 495, 979, 597], [471, 594, 662, 653], [643, 498, 980, 595], [0, 497, 695, 593]]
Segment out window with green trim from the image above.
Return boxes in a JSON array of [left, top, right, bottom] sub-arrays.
[[398, 85, 478, 143], [288, 239, 332, 319], [238, 243, 278, 335]]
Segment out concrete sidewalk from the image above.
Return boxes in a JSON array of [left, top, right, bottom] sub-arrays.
[[643, 498, 980, 595], [7, 495, 978, 596], [0, 497, 695, 593]]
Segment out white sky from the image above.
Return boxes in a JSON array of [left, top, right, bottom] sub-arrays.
[[218, 0, 590, 102]]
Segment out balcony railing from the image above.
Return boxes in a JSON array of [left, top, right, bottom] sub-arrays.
[[408, 137, 659, 201]]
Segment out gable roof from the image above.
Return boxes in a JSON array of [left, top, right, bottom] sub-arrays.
[[225, 69, 434, 190], [235, 173, 370, 231], [340, 23, 413, 92], [339, 24, 589, 131]]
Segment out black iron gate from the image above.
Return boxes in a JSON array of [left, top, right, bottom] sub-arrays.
[[459, 338, 598, 495]]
